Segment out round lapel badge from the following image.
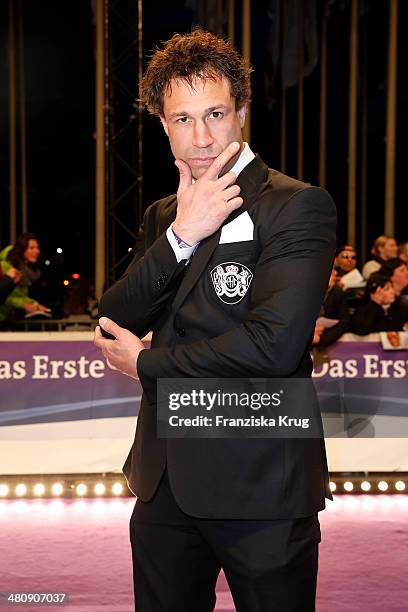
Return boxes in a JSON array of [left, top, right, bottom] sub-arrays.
[[210, 262, 253, 304]]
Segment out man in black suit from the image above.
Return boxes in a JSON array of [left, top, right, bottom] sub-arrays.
[[95, 30, 336, 612]]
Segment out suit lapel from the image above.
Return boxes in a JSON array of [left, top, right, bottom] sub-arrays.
[[171, 155, 269, 313]]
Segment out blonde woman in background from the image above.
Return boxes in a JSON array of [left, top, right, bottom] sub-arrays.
[[362, 235, 398, 280]]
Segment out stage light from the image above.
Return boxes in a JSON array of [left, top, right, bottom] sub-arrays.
[[94, 483, 105, 496], [45, 260, 50, 266], [72, 273, 80, 280], [76, 483, 87, 496], [52, 483, 64, 496], [56, 248, 63, 254], [33, 483, 45, 496], [0, 484, 9, 497], [15, 483, 27, 497], [112, 482, 123, 495], [128, 247, 133, 253], [1, 474, 406, 498]]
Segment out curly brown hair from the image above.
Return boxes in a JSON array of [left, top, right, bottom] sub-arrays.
[[141, 29, 252, 116]]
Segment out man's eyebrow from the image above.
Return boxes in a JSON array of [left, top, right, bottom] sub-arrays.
[[168, 105, 229, 120]]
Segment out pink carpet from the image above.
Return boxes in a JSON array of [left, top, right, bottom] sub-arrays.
[[1, 495, 407, 611]]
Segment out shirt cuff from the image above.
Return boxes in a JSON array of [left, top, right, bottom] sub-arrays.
[[166, 224, 199, 264]]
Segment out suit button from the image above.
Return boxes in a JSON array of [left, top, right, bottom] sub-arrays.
[[176, 328, 185, 337]]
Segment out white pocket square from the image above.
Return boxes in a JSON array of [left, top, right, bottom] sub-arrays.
[[219, 211, 254, 244]]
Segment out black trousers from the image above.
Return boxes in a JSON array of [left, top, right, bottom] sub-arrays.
[[130, 471, 321, 612]]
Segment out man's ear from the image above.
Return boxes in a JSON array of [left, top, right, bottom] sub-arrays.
[[237, 104, 247, 128], [159, 115, 169, 137]]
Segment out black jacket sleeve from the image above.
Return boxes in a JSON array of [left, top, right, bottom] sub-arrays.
[[98, 203, 187, 338], [138, 187, 336, 398]]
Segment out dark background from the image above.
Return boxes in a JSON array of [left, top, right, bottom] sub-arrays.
[[0, 0, 406, 282]]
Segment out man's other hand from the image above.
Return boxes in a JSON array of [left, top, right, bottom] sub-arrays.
[[94, 317, 145, 379], [173, 141, 243, 245]]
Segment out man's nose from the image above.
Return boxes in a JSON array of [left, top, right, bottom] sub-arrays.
[[192, 120, 214, 148]]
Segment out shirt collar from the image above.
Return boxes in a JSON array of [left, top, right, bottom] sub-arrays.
[[229, 142, 255, 177]]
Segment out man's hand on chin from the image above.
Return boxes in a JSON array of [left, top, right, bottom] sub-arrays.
[[94, 317, 145, 379]]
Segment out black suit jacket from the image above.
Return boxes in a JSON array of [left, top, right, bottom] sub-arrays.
[[99, 155, 337, 519]]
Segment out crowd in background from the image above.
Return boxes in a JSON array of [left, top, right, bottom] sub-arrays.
[[1, 232, 408, 345], [312, 236, 408, 351], [0, 233, 50, 327], [0, 233, 94, 328]]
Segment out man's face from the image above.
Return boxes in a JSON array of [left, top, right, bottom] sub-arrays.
[[160, 76, 246, 179]]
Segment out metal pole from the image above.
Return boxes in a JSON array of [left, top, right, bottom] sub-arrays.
[[8, 0, 17, 244], [385, 0, 398, 236], [106, 0, 115, 286], [242, 0, 251, 143], [95, 0, 106, 299], [297, 0, 304, 181], [360, 9, 368, 258], [137, 0, 143, 226], [280, 0, 286, 173], [347, 0, 358, 245], [280, 89, 286, 172], [319, 2, 328, 188], [18, 0, 28, 232], [227, 0, 234, 44]]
